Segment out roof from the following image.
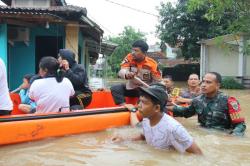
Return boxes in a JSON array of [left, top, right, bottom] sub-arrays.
[[164, 58, 199, 68], [147, 51, 167, 62], [0, 5, 87, 19], [198, 33, 250, 46], [0, 5, 103, 42], [85, 40, 117, 56], [1, 0, 66, 6], [101, 41, 118, 56]]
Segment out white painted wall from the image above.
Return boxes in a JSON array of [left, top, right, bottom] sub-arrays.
[[207, 45, 239, 76], [247, 55, 250, 76]]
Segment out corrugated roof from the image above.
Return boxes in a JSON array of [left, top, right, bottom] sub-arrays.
[[0, 4, 103, 43], [0, 5, 86, 17]]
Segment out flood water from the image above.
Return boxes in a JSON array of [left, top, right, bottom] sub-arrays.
[[0, 89, 249, 166]]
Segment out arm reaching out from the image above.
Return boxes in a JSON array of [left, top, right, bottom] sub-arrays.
[[112, 134, 145, 143], [124, 104, 140, 127]]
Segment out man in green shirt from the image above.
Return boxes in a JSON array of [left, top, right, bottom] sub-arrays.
[[171, 72, 246, 136]]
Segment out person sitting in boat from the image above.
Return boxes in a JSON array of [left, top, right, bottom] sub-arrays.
[[29, 56, 75, 113], [169, 72, 246, 136], [112, 83, 202, 155], [110, 40, 161, 105], [0, 58, 13, 115], [18, 74, 37, 113], [176, 73, 201, 104], [58, 49, 92, 109]]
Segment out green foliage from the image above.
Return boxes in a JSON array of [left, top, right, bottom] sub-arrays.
[[221, 77, 245, 89], [157, 0, 231, 60], [188, 0, 250, 35], [188, 0, 250, 55], [106, 26, 146, 77]]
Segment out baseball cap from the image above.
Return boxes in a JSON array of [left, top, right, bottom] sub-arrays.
[[139, 83, 167, 107]]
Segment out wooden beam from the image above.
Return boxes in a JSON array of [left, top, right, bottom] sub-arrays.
[[0, 19, 35, 27]]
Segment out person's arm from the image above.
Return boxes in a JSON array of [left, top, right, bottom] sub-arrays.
[[130, 112, 140, 127], [118, 54, 135, 79], [172, 104, 196, 118], [231, 122, 246, 136], [118, 69, 135, 80], [19, 89, 28, 104], [124, 104, 140, 127], [150, 62, 161, 82], [64, 66, 88, 88], [227, 96, 246, 136], [186, 142, 203, 155], [172, 125, 202, 155], [175, 96, 192, 104], [112, 134, 145, 143]]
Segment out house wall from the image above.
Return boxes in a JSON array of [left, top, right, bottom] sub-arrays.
[[65, 25, 79, 61], [8, 24, 65, 90], [207, 45, 239, 76], [0, 24, 8, 66], [77, 31, 90, 75], [247, 55, 250, 76], [84, 45, 91, 77], [78, 30, 84, 64]]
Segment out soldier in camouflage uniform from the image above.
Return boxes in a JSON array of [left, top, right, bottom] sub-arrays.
[[171, 72, 246, 136]]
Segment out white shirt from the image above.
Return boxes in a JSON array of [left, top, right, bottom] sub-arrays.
[[142, 113, 193, 153], [29, 77, 75, 113], [0, 58, 13, 111]]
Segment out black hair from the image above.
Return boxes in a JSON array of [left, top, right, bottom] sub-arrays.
[[59, 49, 76, 60], [23, 74, 35, 82], [208, 72, 222, 84], [163, 75, 173, 81], [140, 91, 166, 112], [132, 40, 149, 53], [39, 56, 64, 83]]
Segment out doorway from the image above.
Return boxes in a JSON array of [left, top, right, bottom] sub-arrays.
[[35, 36, 63, 73]]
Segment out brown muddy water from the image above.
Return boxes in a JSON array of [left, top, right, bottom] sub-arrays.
[[0, 88, 249, 166]]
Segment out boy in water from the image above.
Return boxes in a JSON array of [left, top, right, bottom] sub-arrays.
[[113, 83, 202, 155]]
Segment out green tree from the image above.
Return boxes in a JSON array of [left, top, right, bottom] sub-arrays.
[[157, 0, 231, 59], [188, 0, 250, 54], [188, 0, 250, 34], [106, 26, 145, 77]]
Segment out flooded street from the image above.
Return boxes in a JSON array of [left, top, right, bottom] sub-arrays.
[[0, 89, 249, 166]]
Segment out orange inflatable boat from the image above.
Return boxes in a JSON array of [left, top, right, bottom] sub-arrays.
[[0, 91, 138, 146]]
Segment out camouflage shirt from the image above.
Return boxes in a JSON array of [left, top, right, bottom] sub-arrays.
[[173, 92, 246, 135]]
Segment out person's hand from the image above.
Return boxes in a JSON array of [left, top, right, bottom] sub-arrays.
[[125, 72, 135, 79], [175, 96, 185, 103], [230, 128, 244, 137], [124, 104, 136, 111], [61, 60, 70, 71], [166, 106, 174, 111], [231, 131, 244, 137], [112, 136, 124, 143]]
